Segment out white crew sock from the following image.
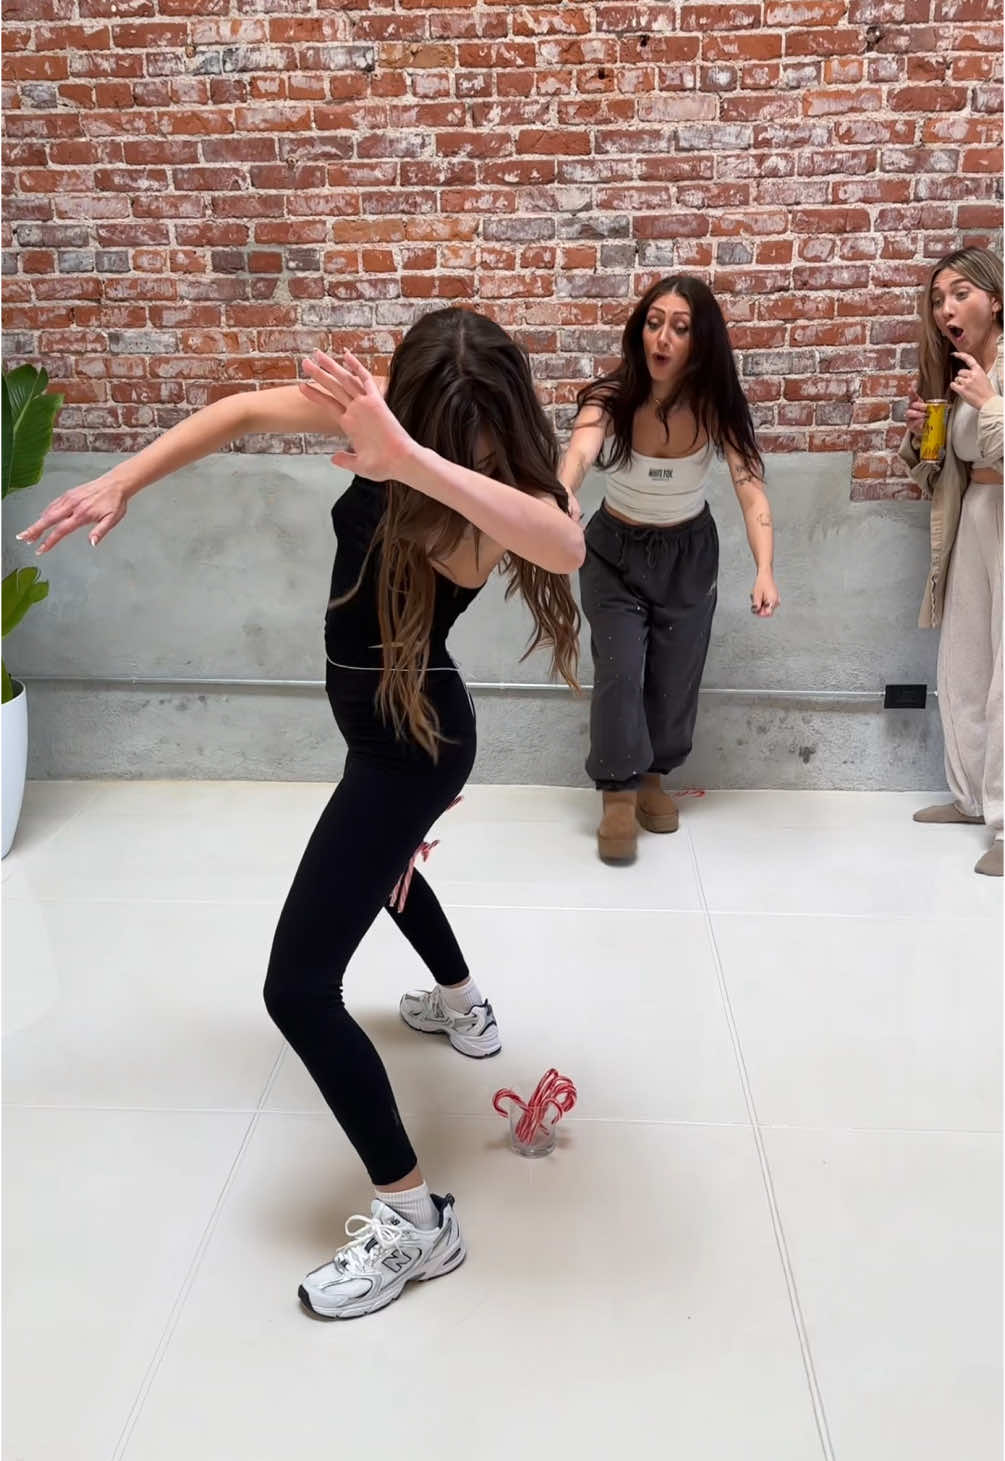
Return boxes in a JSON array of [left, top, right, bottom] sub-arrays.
[[376, 1180, 438, 1230], [439, 977, 483, 1015]]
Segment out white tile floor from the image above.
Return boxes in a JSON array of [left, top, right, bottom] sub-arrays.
[[3, 780, 1002, 1461]]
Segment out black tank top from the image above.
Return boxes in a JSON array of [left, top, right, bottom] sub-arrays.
[[324, 476, 481, 671]]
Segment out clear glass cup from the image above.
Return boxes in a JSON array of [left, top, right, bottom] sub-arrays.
[[508, 1103, 557, 1158]]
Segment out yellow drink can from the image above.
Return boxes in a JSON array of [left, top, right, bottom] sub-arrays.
[[920, 399, 948, 462]]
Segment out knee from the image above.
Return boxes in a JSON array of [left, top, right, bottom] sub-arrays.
[[263, 956, 334, 1038], [262, 962, 300, 1036]]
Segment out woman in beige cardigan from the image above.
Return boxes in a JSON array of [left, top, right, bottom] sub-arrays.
[[900, 247, 1004, 877]]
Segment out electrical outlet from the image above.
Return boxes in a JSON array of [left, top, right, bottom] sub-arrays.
[[883, 683, 928, 709]]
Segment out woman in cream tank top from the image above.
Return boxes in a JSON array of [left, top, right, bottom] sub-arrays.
[[560, 274, 781, 864]]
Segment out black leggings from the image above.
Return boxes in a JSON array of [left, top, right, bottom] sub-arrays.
[[264, 664, 476, 1187]]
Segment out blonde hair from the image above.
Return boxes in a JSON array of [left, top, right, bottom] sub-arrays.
[[917, 247, 1003, 399]]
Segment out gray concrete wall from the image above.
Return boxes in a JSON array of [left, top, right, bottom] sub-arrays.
[[2, 450, 944, 789]]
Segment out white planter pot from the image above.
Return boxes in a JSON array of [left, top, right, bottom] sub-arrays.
[[2, 680, 28, 858]]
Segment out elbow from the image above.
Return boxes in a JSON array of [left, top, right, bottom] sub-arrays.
[[217, 389, 254, 440], [557, 524, 586, 574], [539, 525, 584, 576]]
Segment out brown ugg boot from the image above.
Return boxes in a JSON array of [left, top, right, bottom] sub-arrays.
[[597, 790, 638, 864], [636, 773, 679, 834], [913, 803, 984, 825]]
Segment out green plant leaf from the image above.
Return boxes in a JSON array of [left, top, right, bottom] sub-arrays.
[[2, 365, 64, 498], [2, 566, 49, 639]]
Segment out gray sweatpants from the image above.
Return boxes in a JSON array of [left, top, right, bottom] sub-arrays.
[[580, 502, 718, 791], [938, 479, 1003, 835]]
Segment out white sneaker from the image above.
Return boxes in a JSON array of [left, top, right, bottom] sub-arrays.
[[399, 986, 502, 1059], [298, 1194, 466, 1320]]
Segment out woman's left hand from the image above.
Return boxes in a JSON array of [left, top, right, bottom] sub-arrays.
[[751, 572, 780, 618], [300, 350, 415, 481], [950, 353, 996, 410]]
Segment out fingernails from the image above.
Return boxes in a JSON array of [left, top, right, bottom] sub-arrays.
[[16, 531, 25, 540]]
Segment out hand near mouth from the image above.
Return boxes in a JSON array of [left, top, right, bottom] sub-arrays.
[[950, 351, 996, 411]]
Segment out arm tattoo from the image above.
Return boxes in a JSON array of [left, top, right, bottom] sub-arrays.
[[757, 512, 772, 528]]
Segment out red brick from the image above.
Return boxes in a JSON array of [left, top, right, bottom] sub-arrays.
[[512, 6, 592, 34], [963, 148, 1004, 173], [803, 88, 884, 115], [234, 105, 312, 133], [825, 57, 866, 83], [769, 0, 846, 17], [6, 54, 70, 81], [157, 110, 236, 136], [972, 84, 1004, 113], [681, 4, 762, 28], [785, 29, 862, 56], [290, 77, 328, 102], [923, 116, 1000, 143], [950, 54, 999, 80], [516, 130, 592, 156], [111, 21, 187, 47], [33, 21, 111, 47], [19, 167, 93, 193], [890, 85, 968, 110], [834, 118, 917, 144], [703, 33, 782, 60], [723, 94, 801, 121], [5, 112, 80, 139], [831, 178, 913, 203]]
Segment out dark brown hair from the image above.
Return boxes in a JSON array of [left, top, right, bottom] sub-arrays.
[[577, 274, 763, 477]]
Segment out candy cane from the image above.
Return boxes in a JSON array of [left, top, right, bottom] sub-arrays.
[[493, 1068, 578, 1147]]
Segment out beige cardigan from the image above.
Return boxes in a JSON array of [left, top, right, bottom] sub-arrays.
[[899, 337, 1004, 628]]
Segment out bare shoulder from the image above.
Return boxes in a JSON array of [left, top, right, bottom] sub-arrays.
[[571, 394, 614, 433]]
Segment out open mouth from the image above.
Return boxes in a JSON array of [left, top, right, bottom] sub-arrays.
[[652, 353, 670, 366], [947, 325, 965, 342]]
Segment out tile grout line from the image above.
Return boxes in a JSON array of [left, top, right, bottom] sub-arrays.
[[3, 889, 996, 923], [684, 823, 837, 1461], [5, 1105, 1000, 1138], [110, 1044, 287, 1461]]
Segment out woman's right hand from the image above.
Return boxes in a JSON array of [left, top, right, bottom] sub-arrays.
[[16, 473, 129, 554], [905, 395, 927, 438]]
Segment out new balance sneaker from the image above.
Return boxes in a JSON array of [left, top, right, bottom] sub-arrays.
[[399, 985, 501, 1059], [298, 1193, 465, 1320]]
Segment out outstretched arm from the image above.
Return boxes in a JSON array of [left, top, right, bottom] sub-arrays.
[[557, 403, 610, 520], [18, 383, 354, 555]]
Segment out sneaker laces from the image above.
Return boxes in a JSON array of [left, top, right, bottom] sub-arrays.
[[332, 1213, 408, 1277], [423, 986, 478, 1030], [424, 985, 448, 1021]]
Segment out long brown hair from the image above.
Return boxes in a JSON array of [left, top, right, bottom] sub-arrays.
[[336, 307, 580, 758], [577, 274, 764, 477], [917, 247, 1003, 399]]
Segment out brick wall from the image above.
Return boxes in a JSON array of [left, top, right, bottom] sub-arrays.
[[2, 0, 1002, 498]]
